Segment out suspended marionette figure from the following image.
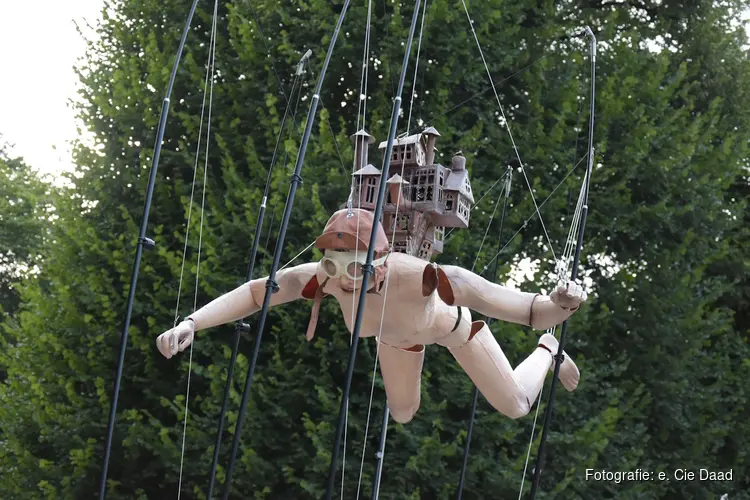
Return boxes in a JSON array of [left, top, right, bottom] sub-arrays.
[[156, 128, 587, 423]]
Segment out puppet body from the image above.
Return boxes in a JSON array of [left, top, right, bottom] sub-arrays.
[[157, 209, 587, 423]]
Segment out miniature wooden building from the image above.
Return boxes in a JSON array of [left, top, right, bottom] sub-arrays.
[[348, 127, 474, 261], [349, 130, 379, 210], [351, 164, 381, 210]]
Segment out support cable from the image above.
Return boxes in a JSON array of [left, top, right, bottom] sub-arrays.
[[343, 0, 374, 494], [360, 2, 428, 498], [454, 4, 597, 496], [178, 1, 219, 498], [460, 0, 558, 266], [204, 50, 310, 500], [98, 1, 202, 497], [456, 168, 513, 499], [323, 2, 423, 498], [528, 27, 596, 499], [219, 4, 354, 497]]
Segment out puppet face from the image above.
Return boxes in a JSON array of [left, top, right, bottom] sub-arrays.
[[319, 249, 387, 292]]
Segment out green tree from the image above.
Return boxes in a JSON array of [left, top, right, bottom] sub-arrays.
[[0, 142, 52, 320]]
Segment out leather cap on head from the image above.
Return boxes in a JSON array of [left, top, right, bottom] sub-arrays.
[[314, 208, 390, 254]]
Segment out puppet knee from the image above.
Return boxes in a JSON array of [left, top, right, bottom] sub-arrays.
[[449, 321, 532, 419], [390, 405, 418, 424], [503, 396, 532, 420]]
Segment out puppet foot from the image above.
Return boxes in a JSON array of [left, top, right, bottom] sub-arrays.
[[538, 333, 579, 392]]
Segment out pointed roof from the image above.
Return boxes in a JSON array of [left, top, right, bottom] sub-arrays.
[[444, 169, 475, 203], [350, 129, 376, 144], [386, 173, 410, 185], [352, 164, 381, 176], [422, 126, 441, 136]]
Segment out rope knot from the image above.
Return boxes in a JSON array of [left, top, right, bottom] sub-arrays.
[[265, 279, 280, 293]]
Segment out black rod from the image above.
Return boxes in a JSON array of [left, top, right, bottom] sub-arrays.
[[456, 388, 479, 499], [323, 2, 423, 498], [528, 26, 596, 499], [456, 169, 512, 499], [98, 1, 201, 498], [205, 57, 306, 500], [220, 4, 352, 498], [370, 405, 390, 499]]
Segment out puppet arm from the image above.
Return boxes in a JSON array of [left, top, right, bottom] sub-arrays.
[[157, 263, 318, 359], [433, 264, 586, 331], [186, 262, 318, 331]]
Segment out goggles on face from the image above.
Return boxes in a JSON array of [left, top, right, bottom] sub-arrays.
[[319, 250, 388, 281]]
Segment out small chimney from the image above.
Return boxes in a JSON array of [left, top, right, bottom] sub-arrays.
[[451, 151, 466, 171], [386, 173, 411, 210], [350, 129, 375, 171], [422, 127, 441, 165]]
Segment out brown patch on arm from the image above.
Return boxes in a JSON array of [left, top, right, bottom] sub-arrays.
[[421, 264, 438, 296], [301, 275, 320, 300], [436, 267, 456, 305]]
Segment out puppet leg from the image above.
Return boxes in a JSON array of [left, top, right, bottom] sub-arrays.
[[447, 321, 578, 419], [378, 341, 425, 423]]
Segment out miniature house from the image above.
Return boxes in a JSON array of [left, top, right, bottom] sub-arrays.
[[351, 164, 381, 210], [381, 133, 426, 167], [432, 152, 475, 228], [348, 126, 474, 260], [349, 130, 379, 210]]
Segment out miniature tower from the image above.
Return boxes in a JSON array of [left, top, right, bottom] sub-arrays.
[[422, 126, 440, 165], [345, 126, 474, 261], [347, 129, 379, 210], [351, 129, 375, 171], [377, 128, 475, 259]]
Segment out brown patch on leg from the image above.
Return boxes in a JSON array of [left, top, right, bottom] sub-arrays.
[[421, 264, 438, 297], [403, 344, 424, 352], [469, 320, 485, 342], [436, 267, 456, 305], [537, 343, 553, 354]]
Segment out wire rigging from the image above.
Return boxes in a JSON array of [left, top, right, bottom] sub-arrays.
[[219, 3, 354, 498], [203, 33, 311, 500], [460, 0, 558, 266], [528, 27, 597, 499], [177, 1, 219, 497], [342, 1, 374, 494], [149, 4, 595, 499], [451, 4, 597, 497], [515, 171, 586, 500], [456, 167, 513, 500], [480, 152, 588, 277], [354, 2, 430, 498], [172, 8, 220, 332], [323, 2, 424, 498], [517, 65, 590, 500], [98, 0, 203, 497]]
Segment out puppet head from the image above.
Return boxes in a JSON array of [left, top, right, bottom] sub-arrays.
[[312, 208, 390, 292]]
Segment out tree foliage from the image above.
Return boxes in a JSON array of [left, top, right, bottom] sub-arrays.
[[1, 0, 749, 498], [0, 142, 53, 320]]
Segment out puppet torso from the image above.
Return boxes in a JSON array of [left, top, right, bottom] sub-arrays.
[[319, 253, 464, 348]]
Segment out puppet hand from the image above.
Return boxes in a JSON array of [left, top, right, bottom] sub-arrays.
[[550, 280, 587, 311], [156, 319, 195, 359]]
